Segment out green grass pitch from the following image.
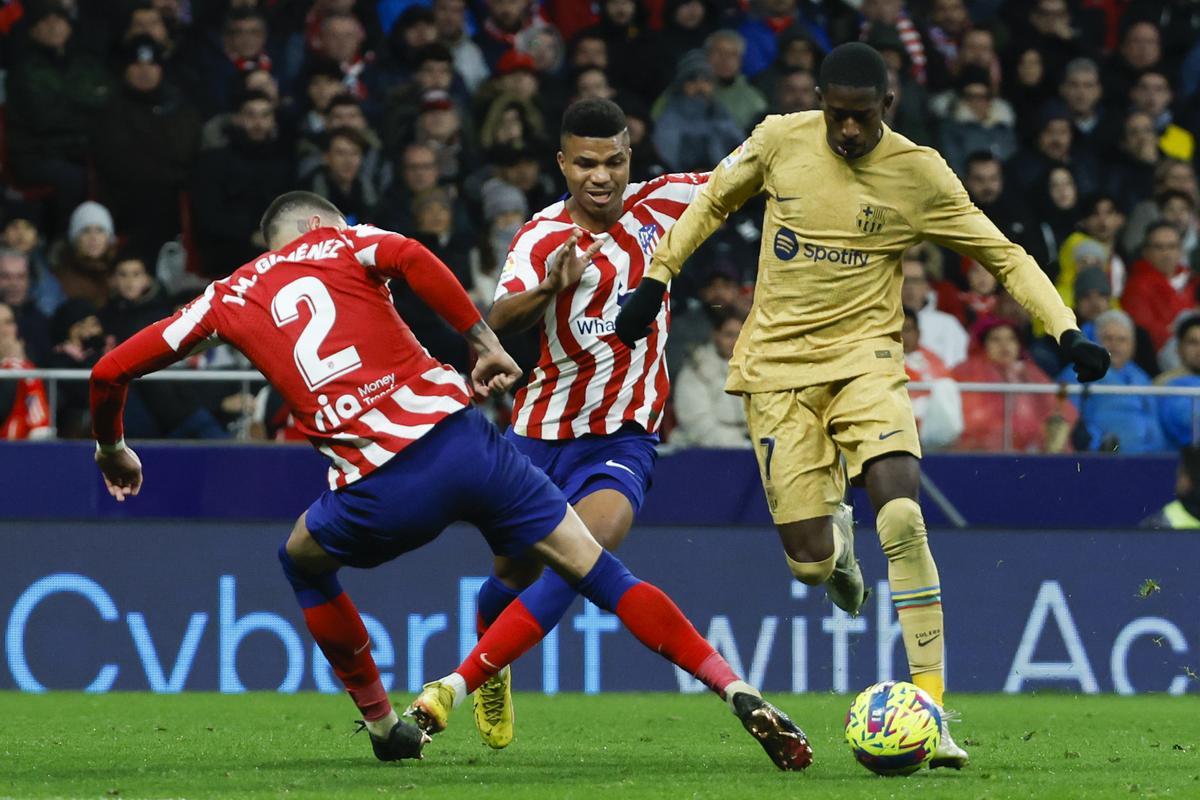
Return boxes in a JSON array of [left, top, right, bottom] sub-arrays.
[[2, 692, 1197, 799]]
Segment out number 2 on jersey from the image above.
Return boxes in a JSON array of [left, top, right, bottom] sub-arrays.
[[271, 276, 362, 391]]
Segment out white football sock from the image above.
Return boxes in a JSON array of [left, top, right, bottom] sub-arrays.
[[724, 680, 760, 712], [445, 672, 469, 708], [365, 709, 399, 738]]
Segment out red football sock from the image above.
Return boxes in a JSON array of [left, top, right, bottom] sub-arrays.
[[458, 582, 742, 698], [303, 593, 392, 721], [614, 582, 741, 698], [457, 598, 544, 692]]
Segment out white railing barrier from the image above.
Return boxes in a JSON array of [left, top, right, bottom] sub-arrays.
[[0, 368, 267, 441], [2, 370, 1199, 445]]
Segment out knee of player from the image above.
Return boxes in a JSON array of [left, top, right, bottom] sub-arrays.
[[785, 553, 835, 585], [278, 540, 305, 586], [492, 555, 543, 590], [875, 497, 927, 560]]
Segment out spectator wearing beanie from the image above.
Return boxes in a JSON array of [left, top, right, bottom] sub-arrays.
[[1072, 266, 1158, 378], [652, 50, 744, 173], [54, 202, 118, 310], [478, 177, 528, 307]]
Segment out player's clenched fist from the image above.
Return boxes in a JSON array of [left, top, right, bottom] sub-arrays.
[[471, 349, 522, 398]]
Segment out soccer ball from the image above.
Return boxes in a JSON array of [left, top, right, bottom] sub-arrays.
[[844, 681, 941, 776]]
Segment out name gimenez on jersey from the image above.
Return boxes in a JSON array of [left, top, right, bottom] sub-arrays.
[[222, 239, 351, 308]]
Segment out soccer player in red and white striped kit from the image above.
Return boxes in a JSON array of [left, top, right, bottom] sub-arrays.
[[88, 191, 812, 769], [470, 98, 730, 746]]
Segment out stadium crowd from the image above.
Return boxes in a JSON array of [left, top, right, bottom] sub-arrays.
[[0, 0, 1198, 453]]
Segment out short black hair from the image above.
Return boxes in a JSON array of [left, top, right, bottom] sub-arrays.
[[236, 88, 274, 110], [1144, 220, 1180, 244], [818, 42, 888, 95], [1157, 189, 1196, 210], [326, 93, 362, 115], [1079, 191, 1118, 216], [260, 191, 344, 245], [1176, 313, 1200, 341], [324, 125, 368, 153], [561, 98, 627, 140], [224, 7, 266, 32], [414, 43, 453, 67], [965, 150, 1001, 171], [712, 305, 747, 328]]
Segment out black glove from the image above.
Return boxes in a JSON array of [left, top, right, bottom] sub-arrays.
[[1060, 329, 1111, 383], [615, 278, 668, 347]]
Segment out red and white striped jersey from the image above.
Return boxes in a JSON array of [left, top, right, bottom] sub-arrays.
[[494, 173, 708, 439], [1, 357, 50, 440], [91, 225, 482, 490]]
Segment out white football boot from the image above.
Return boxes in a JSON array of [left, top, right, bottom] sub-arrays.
[[825, 502, 867, 616], [930, 706, 970, 769]]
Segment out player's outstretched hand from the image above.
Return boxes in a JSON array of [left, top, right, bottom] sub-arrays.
[[1060, 329, 1111, 383], [614, 277, 668, 348], [95, 445, 143, 502], [543, 231, 603, 294], [471, 348, 523, 399]]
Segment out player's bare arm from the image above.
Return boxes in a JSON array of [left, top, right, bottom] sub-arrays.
[[90, 315, 208, 502], [465, 320, 523, 398], [488, 231, 603, 335]]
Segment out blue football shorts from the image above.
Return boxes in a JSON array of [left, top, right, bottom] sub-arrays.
[[503, 423, 658, 513], [305, 406, 569, 568]]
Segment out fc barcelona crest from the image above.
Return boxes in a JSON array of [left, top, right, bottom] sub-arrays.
[[856, 205, 890, 234]]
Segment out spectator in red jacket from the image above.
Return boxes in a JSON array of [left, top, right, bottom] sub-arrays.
[[0, 301, 51, 439], [951, 317, 1076, 453], [1120, 221, 1198, 351]]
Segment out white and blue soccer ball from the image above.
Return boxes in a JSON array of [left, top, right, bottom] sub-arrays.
[[844, 680, 942, 776]]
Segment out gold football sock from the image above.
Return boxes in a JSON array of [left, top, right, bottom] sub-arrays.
[[784, 522, 842, 585], [911, 671, 944, 707], [876, 498, 944, 706]]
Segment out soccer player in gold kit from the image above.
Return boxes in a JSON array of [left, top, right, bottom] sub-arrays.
[[616, 43, 1110, 770]]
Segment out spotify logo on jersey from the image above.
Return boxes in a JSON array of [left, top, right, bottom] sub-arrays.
[[774, 227, 799, 260]]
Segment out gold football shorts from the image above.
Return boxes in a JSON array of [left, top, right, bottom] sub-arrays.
[[743, 369, 922, 523]]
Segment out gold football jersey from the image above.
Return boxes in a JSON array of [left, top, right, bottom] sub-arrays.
[[648, 111, 1077, 393]]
